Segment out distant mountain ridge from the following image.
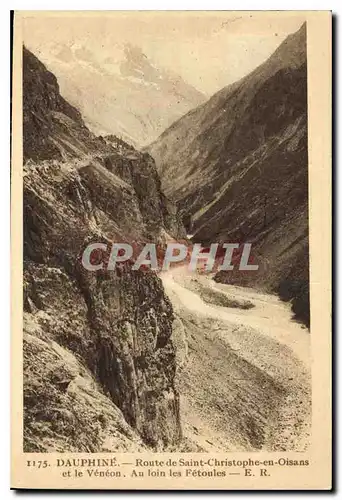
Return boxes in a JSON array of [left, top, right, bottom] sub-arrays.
[[25, 41, 206, 148], [147, 24, 309, 325]]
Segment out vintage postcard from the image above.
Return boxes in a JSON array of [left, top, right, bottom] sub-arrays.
[[11, 10, 332, 490]]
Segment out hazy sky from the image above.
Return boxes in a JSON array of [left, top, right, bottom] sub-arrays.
[[22, 12, 305, 95]]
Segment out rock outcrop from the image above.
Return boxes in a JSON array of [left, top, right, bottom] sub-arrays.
[[23, 47, 183, 451], [147, 25, 309, 326]]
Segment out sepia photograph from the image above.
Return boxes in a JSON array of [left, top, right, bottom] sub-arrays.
[[11, 10, 332, 490]]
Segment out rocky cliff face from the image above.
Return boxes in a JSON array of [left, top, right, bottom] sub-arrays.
[[23, 47, 183, 451], [147, 25, 309, 326]]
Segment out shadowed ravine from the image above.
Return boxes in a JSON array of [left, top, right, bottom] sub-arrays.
[[22, 26, 311, 454]]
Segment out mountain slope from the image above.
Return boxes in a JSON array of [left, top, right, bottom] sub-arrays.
[[147, 24, 309, 326], [24, 42, 206, 148], [23, 47, 184, 451]]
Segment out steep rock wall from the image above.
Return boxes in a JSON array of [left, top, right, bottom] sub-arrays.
[[23, 47, 183, 451]]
